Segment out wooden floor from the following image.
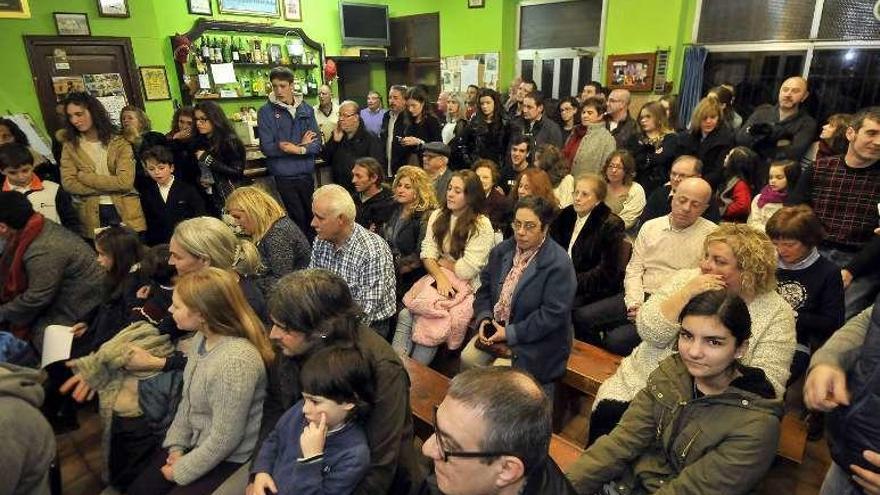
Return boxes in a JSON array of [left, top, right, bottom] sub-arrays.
[[58, 404, 830, 495]]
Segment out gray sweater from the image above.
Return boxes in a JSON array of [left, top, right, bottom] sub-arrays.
[[163, 334, 267, 486]]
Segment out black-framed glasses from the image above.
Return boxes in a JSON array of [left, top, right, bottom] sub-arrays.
[[432, 406, 518, 462]]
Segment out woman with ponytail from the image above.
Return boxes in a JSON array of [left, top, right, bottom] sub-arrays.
[[127, 267, 272, 494]]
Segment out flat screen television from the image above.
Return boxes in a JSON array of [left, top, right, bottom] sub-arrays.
[[340, 2, 390, 47]]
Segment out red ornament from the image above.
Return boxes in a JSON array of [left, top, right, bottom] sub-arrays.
[[324, 59, 337, 82], [172, 34, 192, 65]]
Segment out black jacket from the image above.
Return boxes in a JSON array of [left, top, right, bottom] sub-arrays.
[[736, 104, 817, 162], [139, 178, 207, 246], [379, 111, 409, 174], [625, 132, 679, 196], [676, 126, 735, 189], [510, 116, 565, 151], [609, 113, 639, 149], [462, 116, 512, 167], [354, 186, 395, 234], [549, 203, 626, 305], [323, 122, 384, 193], [401, 115, 443, 166], [167, 136, 201, 187]]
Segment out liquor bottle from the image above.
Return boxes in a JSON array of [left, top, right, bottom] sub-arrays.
[[306, 71, 318, 95], [231, 37, 240, 62], [220, 38, 228, 63], [212, 38, 222, 64], [251, 70, 263, 96], [200, 37, 211, 63], [253, 40, 263, 66], [239, 70, 251, 96]]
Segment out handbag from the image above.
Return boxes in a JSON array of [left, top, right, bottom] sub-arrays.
[[473, 319, 513, 359]]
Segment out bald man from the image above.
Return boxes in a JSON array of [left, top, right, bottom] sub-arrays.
[[639, 155, 721, 228], [314, 84, 340, 143], [736, 76, 817, 185], [606, 89, 638, 148], [572, 176, 717, 358]]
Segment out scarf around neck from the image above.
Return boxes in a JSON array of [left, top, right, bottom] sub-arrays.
[[757, 184, 787, 208]]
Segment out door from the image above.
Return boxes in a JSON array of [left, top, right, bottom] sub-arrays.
[[24, 36, 144, 136], [518, 49, 596, 99]]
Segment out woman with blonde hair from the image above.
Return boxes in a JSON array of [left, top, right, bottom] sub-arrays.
[[626, 100, 678, 194], [443, 93, 470, 170], [127, 267, 271, 494], [587, 222, 796, 444], [384, 165, 439, 297], [677, 97, 735, 188], [226, 186, 310, 296], [120, 105, 165, 192]]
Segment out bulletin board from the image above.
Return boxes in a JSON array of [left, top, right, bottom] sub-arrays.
[[441, 52, 499, 94]]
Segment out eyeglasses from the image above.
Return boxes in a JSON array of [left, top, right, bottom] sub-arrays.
[[670, 171, 695, 180], [510, 220, 539, 232], [340, 112, 358, 119], [432, 406, 518, 462]]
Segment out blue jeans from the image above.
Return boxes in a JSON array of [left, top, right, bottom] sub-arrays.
[[391, 308, 439, 364], [820, 247, 880, 320], [820, 461, 863, 495]]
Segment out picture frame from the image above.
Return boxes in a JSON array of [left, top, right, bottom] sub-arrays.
[[188, 0, 212, 16], [0, 0, 31, 19], [606, 52, 656, 92], [468, 0, 485, 8], [97, 0, 129, 18], [139, 66, 172, 101], [218, 0, 279, 17], [282, 0, 301, 21], [54, 12, 91, 36]]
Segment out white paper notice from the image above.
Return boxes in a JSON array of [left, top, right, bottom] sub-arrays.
[[211, 63, 237, 85], [460, 60, 479, 90], [41, 325, 73, 368]]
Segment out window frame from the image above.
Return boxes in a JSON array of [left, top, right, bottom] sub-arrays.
[[515, 0, 607, 96]]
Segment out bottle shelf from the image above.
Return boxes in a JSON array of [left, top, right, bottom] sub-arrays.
[[230, 62, 317, 69]]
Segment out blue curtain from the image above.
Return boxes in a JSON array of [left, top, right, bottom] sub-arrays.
[[678, 46, 708, 130]]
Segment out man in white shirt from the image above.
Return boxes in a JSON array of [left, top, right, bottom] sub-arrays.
[[573, 178, 716, 355], [314, 84, 339, 143]]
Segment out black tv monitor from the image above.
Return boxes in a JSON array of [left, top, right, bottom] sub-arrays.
[[340, 2, 390, 47]]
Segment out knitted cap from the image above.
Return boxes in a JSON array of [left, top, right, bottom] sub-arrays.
[[0, 191, 34, 229]]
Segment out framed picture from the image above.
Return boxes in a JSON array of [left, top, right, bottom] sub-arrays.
[[54, 12, 91, 36], [139, 66, 171, 101], [97, 0, 129, 18], [468, 0, 485, 8], [282, 0, 301, 21], [219, 0, 278, 17], [188, 0, 212, 15], [0, 0, 31, 19], [606, 53, 656, 92]]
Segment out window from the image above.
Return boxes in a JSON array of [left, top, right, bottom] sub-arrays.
[[697, 0, 815, 43], [702, 51, 806, 118], [806, 48, 880, 123], [517, 0, 605, 99]]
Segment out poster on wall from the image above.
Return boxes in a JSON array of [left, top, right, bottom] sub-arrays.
[[219, 0, 279, 17], [139, 66, 171, 101], [52, 76, 86, 102], [83, 73, 128, 125], [0, 0, 31, 19]]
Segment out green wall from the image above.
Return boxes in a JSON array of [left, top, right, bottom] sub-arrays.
[[0, 0, 698, 136]]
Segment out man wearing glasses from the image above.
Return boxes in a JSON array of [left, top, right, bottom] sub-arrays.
[[420, 367, 577, 495], [639, 154, 720, 228], [322, 100, 383, 194]]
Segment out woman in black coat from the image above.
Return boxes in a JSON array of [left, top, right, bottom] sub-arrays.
[[676, 97, 734, 189], [399, 87, 442, 166], [624, 101, 678, 196], [193, 101, 250, 214], [549, 175, 626, 309], [462, 88, 511, 167]]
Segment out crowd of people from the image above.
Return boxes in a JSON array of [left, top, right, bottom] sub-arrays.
[[1, 64, 880, 495]]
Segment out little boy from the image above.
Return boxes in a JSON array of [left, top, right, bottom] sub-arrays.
[[0, 142, 79, 232], [139, 145, 206, 246]]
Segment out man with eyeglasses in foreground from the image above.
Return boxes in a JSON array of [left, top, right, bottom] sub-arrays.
[[638, 154, 721, 228], [419, 366, 577, 495]]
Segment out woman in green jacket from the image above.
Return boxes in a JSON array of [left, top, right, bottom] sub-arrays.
[[567, 290, 783, 495]]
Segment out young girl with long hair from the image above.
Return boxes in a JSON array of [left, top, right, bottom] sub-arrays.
[[392, 170, 494, 364], [747, 160, 801, 232], [399, 86, 442, 165], [568, 290, 783, 495], [462, 88, 511, 167], [127, 267, 273, 495]]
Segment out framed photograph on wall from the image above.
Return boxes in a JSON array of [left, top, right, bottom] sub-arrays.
[[282, 0, 301, 21], [54, 12, 91, 36], [139, 66, 171, 101], [0, 0, 31, 19], [606, 53, 656, 92], [97, 0, 129, 18], [468, 0, 485, 8], [219, 0, 279, 17], [188, 0, 212, 15]]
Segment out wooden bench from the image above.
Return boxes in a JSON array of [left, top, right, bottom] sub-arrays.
[[403, 357, 584, 472], [562, 340, 809, 463]]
